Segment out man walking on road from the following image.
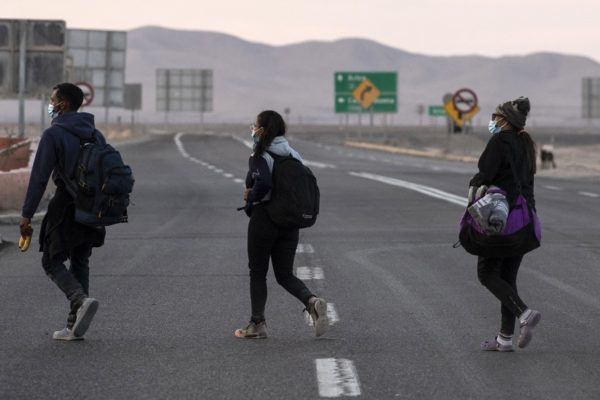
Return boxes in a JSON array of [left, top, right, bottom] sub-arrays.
[[20, 83, 105, 341]]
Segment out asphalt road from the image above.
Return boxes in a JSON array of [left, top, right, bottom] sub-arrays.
[[1, 129, 599, 399]]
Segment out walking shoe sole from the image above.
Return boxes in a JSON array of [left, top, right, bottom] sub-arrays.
[[518, 312, 541, 348], [234, 329, 267, 339], [72, 298, 99, 338], [313, 299, 329, 337]]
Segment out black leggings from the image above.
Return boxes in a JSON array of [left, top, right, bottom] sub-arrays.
[[477, 255, 528, 335], [247, 205, 314, 322]]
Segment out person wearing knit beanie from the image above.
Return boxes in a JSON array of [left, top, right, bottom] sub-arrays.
[[494, 96, 530, 130]]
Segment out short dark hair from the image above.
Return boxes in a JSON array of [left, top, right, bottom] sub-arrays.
[[53, 82, 84, 111]]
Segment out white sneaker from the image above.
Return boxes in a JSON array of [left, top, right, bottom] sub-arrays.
[[307, 297, 329, 337], [52, 327, 83, 341], [72, 298, 99, 338]]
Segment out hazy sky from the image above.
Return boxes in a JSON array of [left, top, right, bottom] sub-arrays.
[[5, 0, 600, 62]]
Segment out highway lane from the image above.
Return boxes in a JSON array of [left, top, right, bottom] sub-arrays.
[[1, 130, 599, 399]]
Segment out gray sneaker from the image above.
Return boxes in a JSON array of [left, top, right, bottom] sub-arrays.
[[52, 327, 83, 341], [518, 310, 541, 348], [235, 321, 267, 339], [481, 336, 514, 352], [308, 297, 329, 337], [72, 298, 99, 338]]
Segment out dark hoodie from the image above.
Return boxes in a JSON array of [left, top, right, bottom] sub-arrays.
[[22, 112, 105, 218]]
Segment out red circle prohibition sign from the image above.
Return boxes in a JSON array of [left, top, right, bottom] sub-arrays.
[[452, 88, 478, 113], [75, 81, 95, 107]]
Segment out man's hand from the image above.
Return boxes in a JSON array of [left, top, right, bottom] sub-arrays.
[[18, 217, 33, 252], [19, 217, 33, 237], [243, 188, 251, 202]]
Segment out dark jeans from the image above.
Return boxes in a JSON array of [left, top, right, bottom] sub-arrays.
[[247, 205, 314, 322], [42, 243, 92, 328], [477, 255, 528, 335]]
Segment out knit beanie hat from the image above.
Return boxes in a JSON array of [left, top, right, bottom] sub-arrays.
[[495, 96, 530, 130]]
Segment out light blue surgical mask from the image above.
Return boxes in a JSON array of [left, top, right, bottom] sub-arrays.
[[250, 124, 262, 144], [47, 103, 61, 119], [488, 120, 502, 135]]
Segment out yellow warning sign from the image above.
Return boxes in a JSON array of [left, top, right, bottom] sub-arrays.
[[352, 79, 381, 109], [444, 100, 480, 127]]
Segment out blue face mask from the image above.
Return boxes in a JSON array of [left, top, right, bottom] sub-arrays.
[[47, 103, 61, 119], [488, 120, 502, 135]]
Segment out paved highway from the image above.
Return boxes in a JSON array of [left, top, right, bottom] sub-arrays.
[[1, 129, 599, 399]]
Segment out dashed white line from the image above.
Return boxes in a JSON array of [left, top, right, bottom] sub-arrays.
[[214, 168, 223, 173], [544, 185, 562, 191], [350, 171, 467, 207], [296, 243, 315, 253], [234, 178, 244, 184], [578, 191, 599, 198], [315, 359, 361, 398], [296, 266, 325, 280], [224, 173, 233, 178]]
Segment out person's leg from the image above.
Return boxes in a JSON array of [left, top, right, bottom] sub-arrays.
[[65, 243, 93, 329], [247, 207, 276, 323], [477, 256, 528, 320], [271, 228, 314, 306], [498, 255, 523, 336], [42, 249, 87, 310]]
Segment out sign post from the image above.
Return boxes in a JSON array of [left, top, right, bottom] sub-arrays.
[[582, 77, 600, 119], [444, 88, 480, 131], [0, 19, 67, 136]]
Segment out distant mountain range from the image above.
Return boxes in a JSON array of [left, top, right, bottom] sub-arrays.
[[121, 26, 600, 126]]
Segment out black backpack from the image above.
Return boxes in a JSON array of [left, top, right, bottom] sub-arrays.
[[264, 151, 319, 229], [60, 132, 134, 227]]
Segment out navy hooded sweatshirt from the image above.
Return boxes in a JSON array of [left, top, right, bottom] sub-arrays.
[[21, 112, 106, 219]]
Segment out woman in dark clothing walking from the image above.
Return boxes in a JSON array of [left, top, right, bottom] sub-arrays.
[[235, 110, 328, 339], [470, 97, 541, 351]]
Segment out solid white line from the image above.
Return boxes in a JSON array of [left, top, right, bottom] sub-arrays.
[[174, 132, 191, 158], [296, 266, 325, 280], [315, 359, 361, 398], [578, 191, 599, 198], [296, 243, 315, 253], [350, 171, 467, 207], [305, 303, 339, 326]]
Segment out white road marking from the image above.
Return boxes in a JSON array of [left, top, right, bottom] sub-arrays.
[[305, 303, 339, 326], [234, 178, 244, 184], [350, 171, 467, 207], [296, 266, 325, 280], [224, 173, 233, 178], [305, 160, 337, 169], [544, 185, 562, 191], [296, 243, 315, 253], [207, 165, 215, 170], [174, 132, 191, 158], [214, 168, 223, 173], [578, 191, 599, 198], [315, 359, 361, 398]]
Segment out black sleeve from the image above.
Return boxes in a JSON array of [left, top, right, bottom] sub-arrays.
[[246, 155, 272, 203]]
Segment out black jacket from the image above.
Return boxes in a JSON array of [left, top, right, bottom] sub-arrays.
[[470, 130, 535, 209], [22, 112, 106, 258]]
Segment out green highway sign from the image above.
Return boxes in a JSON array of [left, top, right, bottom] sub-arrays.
[[428, 105, 447, 117], [335, 72, 397, 113]]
